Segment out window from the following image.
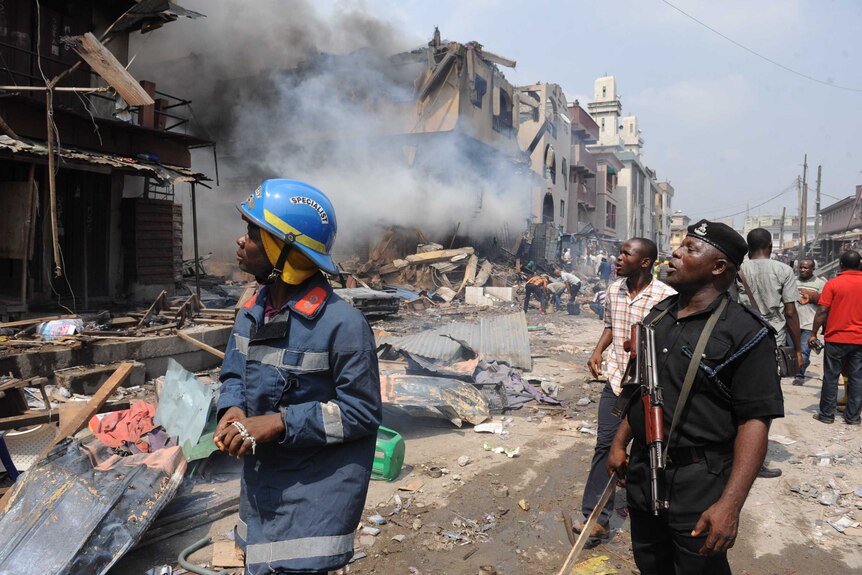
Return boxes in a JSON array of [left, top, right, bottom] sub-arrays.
[[544, 144, 556, 185], [560, 199, 565, 218], [493, 90, 514, 135], [606, 201, 616, 229], [471, 75, 487, 108], [630, 123, 634, 133], [602, 86, 607, 98], [561, 159, 568, 190], [601, 118, 605, 131]]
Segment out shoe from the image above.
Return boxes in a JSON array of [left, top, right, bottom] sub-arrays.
[[792, 377, 805, 386], [757, 465, 782, 479], [572, 520, 610, 548], [812, 413, 835, 424], [843, 419, 861, 426]]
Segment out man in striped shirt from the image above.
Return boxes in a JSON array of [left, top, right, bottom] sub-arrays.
[[573, 238, 676, 544]]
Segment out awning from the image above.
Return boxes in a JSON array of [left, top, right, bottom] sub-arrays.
[[0, 135, 209, 185], [824, 229, 862, 241]]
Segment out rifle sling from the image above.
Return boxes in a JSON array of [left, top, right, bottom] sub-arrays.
[[658, 296, 728, 466]]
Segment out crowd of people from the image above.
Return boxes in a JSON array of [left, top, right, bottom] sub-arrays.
[[537, 224, 862, 574]]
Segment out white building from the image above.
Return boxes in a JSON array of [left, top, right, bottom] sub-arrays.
[[742, 215, 815, 250], [587, 76, 673, 245]]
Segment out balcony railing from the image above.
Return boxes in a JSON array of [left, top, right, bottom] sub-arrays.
[[0, 39, 195, 135]]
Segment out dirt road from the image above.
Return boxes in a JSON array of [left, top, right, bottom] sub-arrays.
[[113, 308, 862, 575]]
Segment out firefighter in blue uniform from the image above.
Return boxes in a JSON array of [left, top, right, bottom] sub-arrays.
[[214, 179, 382, 575]]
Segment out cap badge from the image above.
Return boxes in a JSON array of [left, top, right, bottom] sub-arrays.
[[695, 222, 708, 236]]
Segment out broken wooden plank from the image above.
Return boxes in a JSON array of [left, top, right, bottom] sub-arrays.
[[177, 331, 225, 360], [435, 286, 457, 303], [456, 255, 479, 295], [0, 314, 77, 330], [35, 362, 135, 460], [137, 290, 168, 328], [66, 33, 155, 106], [404, 247, 475, 265], [474, 260, 494, 287], [0, 401, 131, 431], [139, 322, 177, 334]]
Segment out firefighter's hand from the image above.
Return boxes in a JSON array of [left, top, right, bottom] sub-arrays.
[[607, 442, 628, 487], [214, 406, 246, 452], [588, 352, 603, 379], [214, 412, 285, 458], [692, 500, 740, 555]]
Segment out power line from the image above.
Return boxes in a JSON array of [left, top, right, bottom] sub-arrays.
[[660, 0, 862, 93], [712, 182, 798, 220]]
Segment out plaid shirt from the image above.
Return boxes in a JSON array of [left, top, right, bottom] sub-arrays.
[[604, 278, 676, 395]]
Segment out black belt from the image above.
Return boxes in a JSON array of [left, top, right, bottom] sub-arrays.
[[665, 444, 733, 468]]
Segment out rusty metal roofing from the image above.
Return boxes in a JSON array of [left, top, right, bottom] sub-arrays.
[[379, 312, 532, 371], [0, 135, 209, 185]]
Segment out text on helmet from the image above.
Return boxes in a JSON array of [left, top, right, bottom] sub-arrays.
[[290, 196, 330, 224]]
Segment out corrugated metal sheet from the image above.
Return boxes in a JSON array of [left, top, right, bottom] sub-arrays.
[[0, 135, 208, 185], [379, 312, 532, 371]]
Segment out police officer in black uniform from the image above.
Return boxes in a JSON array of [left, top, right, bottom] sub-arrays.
[[608, 219, 784, 574]]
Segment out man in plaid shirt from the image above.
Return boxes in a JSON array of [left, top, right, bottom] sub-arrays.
[[573, 238, 676, 544]]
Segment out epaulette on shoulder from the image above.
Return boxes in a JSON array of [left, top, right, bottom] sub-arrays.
[[736, 302, 777, 335]]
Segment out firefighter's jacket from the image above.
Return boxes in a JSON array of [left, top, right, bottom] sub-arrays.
[[217, 273, 382, 574]]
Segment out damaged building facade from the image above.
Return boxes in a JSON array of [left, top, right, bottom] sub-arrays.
[[0, 0, 210, 318]]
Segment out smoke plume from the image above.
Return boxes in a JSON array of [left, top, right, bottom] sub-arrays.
[[130, 1, 532, 263]]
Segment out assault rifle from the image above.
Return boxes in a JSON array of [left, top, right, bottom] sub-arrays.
[[616, 322, 669, 515]]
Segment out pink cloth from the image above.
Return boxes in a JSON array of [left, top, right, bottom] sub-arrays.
[[89, 400, 157, 452]]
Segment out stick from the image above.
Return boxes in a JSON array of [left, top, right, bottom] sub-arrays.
[[36, 362, 135, 460], [557, 473, 617, 575], [177, 330, 225, 360]]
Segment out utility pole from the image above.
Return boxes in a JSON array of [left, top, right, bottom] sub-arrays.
[[778, 206, 786, 251], [814, 165, 822, 245], [800, 154, 808, 257]]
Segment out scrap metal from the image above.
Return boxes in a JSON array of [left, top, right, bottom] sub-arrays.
[[378, 312, 532, 370], [0, 136, 209, 186]]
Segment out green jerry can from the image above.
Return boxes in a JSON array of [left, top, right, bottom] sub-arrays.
[[371, 425, 405, 481]]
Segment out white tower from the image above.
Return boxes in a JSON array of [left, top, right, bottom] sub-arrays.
[[621, 115, 643, 154], [587, 76, 622, 145]]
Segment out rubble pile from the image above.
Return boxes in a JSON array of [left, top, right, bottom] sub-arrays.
[[338, 227, 521, 309]]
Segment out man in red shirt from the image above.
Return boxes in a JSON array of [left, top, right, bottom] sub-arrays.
[[810, 250, 862, 425]]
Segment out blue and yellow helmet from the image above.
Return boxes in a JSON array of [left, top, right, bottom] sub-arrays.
[[238, 179, 339, 274]]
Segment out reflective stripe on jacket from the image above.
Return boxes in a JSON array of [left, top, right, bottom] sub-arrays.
[[217, 273, 382, 573]]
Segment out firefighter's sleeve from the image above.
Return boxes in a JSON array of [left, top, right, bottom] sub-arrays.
[[216, 329, 248, 419], [279, 318, 382, 448]]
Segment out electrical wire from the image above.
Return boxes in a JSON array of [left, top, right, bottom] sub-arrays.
[[36, 0, 77, 312], [710, 181, 798, 220], [660, 0, 862, 93]]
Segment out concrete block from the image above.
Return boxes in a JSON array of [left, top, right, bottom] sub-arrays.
[[55, 361, 146, 395], [465, 287, 493, 306], [483, 287, 514, 302]]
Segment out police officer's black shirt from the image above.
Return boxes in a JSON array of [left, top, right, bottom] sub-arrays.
[[628, 292, 784, 449]]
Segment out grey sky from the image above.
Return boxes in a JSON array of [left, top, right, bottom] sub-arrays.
[[355, 0, 862, 227]]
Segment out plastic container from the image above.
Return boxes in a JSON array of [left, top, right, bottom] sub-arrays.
[[371, 426, 405, 481]]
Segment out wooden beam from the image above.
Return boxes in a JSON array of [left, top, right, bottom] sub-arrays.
[[0, 314, 77, 329], [404, 247, 475, 265], [66, 33, 155, 106], [35, 362, 135, 460], [177, 330, 225, 360]]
